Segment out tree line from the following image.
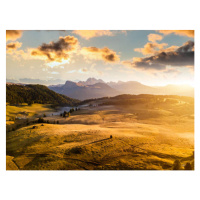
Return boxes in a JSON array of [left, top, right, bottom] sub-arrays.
[[6, 84, 80, 106]]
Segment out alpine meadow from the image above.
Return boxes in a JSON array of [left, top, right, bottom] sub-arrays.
[[6, 30, 194, 170]]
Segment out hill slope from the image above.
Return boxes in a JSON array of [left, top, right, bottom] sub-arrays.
[[6, 84, 80, 106]]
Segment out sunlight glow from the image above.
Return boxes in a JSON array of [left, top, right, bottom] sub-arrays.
[[46, 59, 70, 68]]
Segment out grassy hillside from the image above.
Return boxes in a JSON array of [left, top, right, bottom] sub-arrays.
[[6, 84, 80, 106], [7, 95, 194, 170]]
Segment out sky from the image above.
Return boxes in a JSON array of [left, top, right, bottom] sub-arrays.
[[6, 30, 194, 86]]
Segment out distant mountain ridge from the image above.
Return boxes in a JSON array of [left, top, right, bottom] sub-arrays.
[[49, 80, 119, 100], [7, 77, 193, 101], [48, 77, 194, 100]]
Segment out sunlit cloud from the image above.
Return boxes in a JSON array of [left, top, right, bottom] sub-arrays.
[[6, 30, 23, 42], [157, 30, 194, 38], [81, 47, 120, 63], [148, 34, 163, 42], [50, 71, 60, 74], [46, 59, 70, 68], [73, 30, 127, 40], [79, 68, 88, 73], [134, 32, 179, 56], [123, 40, 194, 72], [72, 30, 114, 40], [67, 70, 76, 74], [30, 36, 79, 67], [135, 42, 168, 55], [163, 67, 181, 75], [6, 41, 22, 54], [6, 41, 22, 50]]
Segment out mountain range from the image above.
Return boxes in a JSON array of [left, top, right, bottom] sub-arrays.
[[49, 81, 119, 100], [48, 78, 194, 100]]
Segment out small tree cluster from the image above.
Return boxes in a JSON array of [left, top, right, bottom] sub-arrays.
[[60, 107, 79, 118], [184, 162, 192, 170], [172, 159, 194, 170], [69, 108, 75, 113], [38, 117, 45, 123], [172, 160, 181, 170]]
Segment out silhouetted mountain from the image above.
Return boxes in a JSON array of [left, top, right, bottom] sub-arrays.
[[49, 81, 119, 100], [6, 84, 79, 106]]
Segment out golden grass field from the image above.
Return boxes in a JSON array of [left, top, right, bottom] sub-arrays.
[[6, 97, 194, 170], [6, 103, 54, 121], [6, 103, 56, 130]]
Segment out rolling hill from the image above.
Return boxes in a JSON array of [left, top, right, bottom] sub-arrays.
[[6, 83, 80, 106]]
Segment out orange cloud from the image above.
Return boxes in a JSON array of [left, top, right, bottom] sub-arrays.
[[6, 30, 23, 41], [148, 34, 163, 42], [123, 40, 194, 72], [81, 47, 120, 63], [135, 42, 168, 55], [157, 30, 194, 38], [6, 41, 22, 55], [6, 41, 22, 50], [72, 30, 114, 39], [134, 33, 178, 56], [30, 36, 79, 65]]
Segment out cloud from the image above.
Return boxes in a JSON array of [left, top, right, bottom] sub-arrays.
[[134, 32, 179, 56], [73, 30, 126, 40], [67, 70, 76, 74], [30, 36, 79, 65], [148, 34, 163, 42], [79, 68, 88, 73], [81, 68, 88, 72], [123, 40, 194, 71], [6, 42, 22, 54], [157, 30, 194, 38], [81, 47, 120, 63], [50, 71, 60, 74], [72, 30, 114, 39], [163, 68, 180, 75], [176, 40, 194, 52], [135, 42, 168, 55], [6, 30, 23, 41], [6, 44, 29, 61]]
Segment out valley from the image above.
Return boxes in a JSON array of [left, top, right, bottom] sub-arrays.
[[6, 94, 194, 170]]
